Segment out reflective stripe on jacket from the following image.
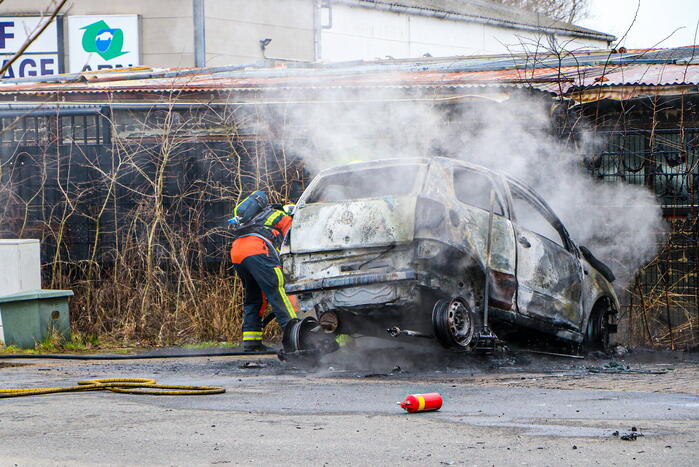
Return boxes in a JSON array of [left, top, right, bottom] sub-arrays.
[[230, 210, 292, 264]]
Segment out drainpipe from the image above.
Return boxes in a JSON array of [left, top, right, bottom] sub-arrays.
[[314, 1, 333, 61], [193, 0, 206, 67]]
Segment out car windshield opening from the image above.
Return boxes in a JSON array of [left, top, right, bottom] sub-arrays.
[[306, 164, 424, 203]]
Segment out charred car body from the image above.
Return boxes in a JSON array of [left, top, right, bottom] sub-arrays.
[[281, 157, 619, 356]]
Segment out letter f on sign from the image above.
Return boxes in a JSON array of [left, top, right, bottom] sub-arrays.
[[0, 22, 14, 49]]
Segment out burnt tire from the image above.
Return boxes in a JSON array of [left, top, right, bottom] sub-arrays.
[[282, 318, 302, 353], [432, 297, 480, 350], [584, 308, 613, 353], [282, 317, 339, 355]]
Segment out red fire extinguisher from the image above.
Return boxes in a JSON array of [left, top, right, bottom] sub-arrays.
[[399, 392, 443, 413]]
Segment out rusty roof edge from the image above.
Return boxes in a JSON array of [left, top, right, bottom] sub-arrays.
[[0, 72, 86, 85], [133, 55, 675, 83], [0, 82, 555, 95], [567, 83, 699, 94], [0, 48, 695, 90], [567, 80, 699, 93], [0, 48, 697, 99], [0, 62, 264, 86]]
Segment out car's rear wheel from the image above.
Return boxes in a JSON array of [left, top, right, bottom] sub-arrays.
[[282, 317, 339, 355], [432, 297, 480, 349]]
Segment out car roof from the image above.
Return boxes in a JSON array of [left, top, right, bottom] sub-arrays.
[[309, 156, 575, 248], [316, 156, 501, 177]]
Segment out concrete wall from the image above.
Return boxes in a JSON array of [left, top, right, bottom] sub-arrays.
[[204, 0, 315, 66], [0, 0, 196, 68], [321, 4, 610, 61], [0, 0, 316, 69], [0, 1, 610, 70]]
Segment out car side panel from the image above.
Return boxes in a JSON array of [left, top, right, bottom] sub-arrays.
[[515, 226, 584, 329]]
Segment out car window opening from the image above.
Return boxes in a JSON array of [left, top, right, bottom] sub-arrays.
[[305, 164, 424, 203], [453, 168, 504, 215], [509, 185, 566, 248]]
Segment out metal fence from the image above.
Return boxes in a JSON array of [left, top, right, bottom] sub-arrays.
[[0, 110, 305, 271], [587, 128, 699, 209], [587, 127, 698, 348]]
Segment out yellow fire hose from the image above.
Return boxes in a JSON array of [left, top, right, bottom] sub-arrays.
[[0, 378, 225, 398]]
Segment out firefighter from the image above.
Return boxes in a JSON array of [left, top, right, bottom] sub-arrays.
[[228, 191, 296, 352]]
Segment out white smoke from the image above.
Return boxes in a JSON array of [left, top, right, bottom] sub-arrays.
[[269, 88, 667, 287], [449, 94, 667, 285]]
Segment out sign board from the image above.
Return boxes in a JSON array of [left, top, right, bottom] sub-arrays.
[[0, 16, 62, 79], [68, 15, 140, 72]]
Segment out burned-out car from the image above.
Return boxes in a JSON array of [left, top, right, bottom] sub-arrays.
[[281, 157, 619, 356]]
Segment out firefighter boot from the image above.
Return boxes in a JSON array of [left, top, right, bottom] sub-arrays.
[[243, 341, 272, 352]]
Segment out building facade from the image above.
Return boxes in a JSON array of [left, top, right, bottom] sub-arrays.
[[0, 0, 613, 77]]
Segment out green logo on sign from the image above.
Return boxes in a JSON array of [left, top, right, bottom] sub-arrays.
[[81, 20, 127, 61]]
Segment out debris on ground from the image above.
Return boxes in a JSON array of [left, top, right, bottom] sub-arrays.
[[239, 361, 266, 369], [612, 426, 645, 441], [613, 345, 630, 358], [363, 365, 402, 378], [587, 361, 667, 374]]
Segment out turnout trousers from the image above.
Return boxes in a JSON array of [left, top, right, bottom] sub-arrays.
[[233, 252, 297, 342]]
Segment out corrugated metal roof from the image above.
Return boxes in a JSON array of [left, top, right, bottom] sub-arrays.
[[0, 47, 697, 102], [571, 64, 699, 88]]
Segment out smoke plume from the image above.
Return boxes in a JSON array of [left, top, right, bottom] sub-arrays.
[[270, 88, 666, 287]]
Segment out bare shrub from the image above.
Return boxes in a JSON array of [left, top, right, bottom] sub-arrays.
[[0, 101, 304, 345]]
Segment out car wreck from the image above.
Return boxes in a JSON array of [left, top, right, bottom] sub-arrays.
[[280, 157, 619, 358]]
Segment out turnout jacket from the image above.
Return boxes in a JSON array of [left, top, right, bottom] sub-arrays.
[[230, 208, 292, 264]]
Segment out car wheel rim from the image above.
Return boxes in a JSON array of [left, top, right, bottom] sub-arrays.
[[433, 297, 476, 349], [447, 300, 472, 346]]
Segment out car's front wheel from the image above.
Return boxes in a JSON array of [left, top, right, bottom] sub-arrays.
[[584, 305, 614, 353]]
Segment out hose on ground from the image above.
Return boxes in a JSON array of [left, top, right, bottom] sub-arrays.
[[0, 350, 278, 360], [0, 377, 226, 398]]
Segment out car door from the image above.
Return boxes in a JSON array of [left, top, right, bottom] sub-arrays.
[[452, 167, 518, 311], [508, 183, 583, 330]]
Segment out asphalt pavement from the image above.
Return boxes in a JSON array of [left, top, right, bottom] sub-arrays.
[[1, 346, 697, 466]]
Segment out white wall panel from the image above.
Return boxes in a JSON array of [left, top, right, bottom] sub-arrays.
[[322, 4, 608, 61], [328, 5, 410, 42], [0, 240, 41, 297], [322, 33, 410, 62]]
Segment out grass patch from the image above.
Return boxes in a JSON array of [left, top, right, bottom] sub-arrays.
[[0, 345, 36, 354], [34, 328, 65, 353], [0, 334, 243, 355], [62, 333, 100, 352], [0, 332, 102, 354]]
